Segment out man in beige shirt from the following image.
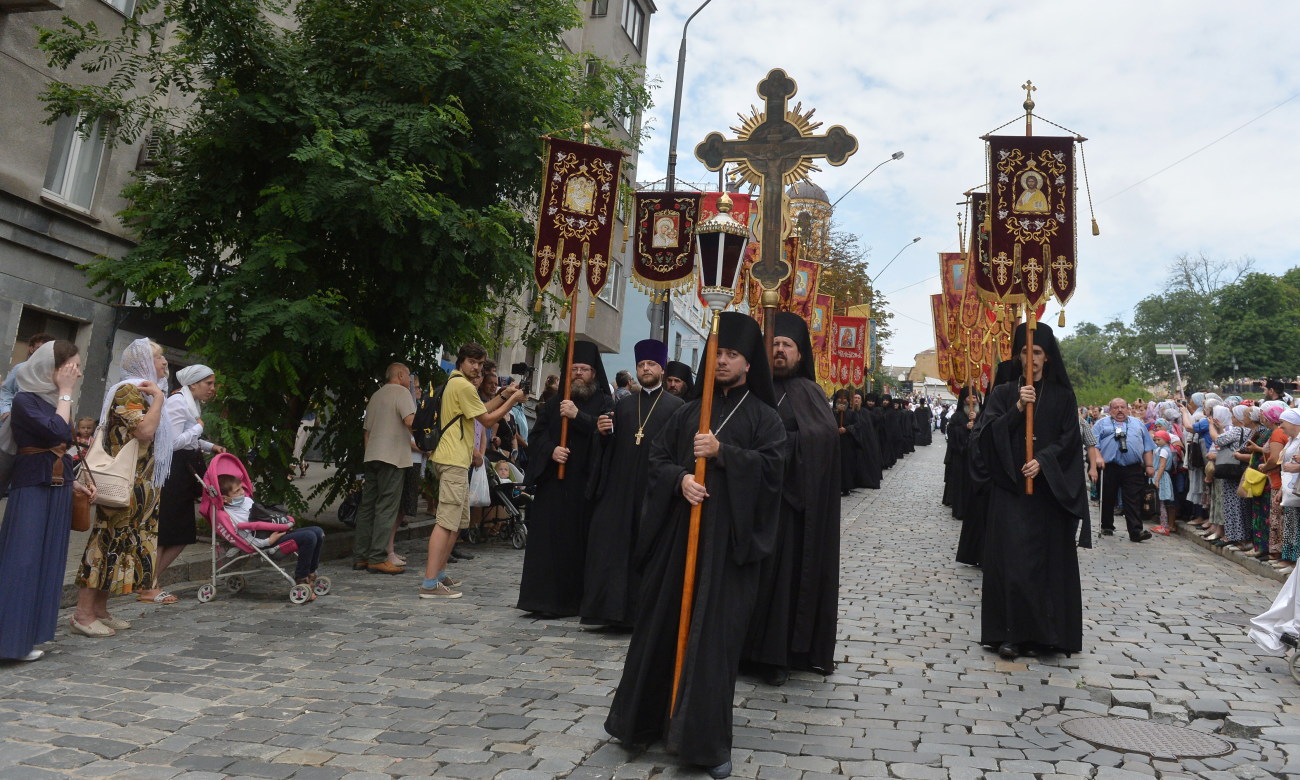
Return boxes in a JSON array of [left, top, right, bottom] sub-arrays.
[[353, 363, 417, 574]]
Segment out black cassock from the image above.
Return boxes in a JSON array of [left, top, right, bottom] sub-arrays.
[[942, 414, 971, 518], [517, 389, 615, 617], [581, 385, 683, 626], [914, 406, 933, 446], [836, 407, 857, 493], [745, 377, 841, 674], [851, 408, 882, 489], [973, 381, 1089, 652], [883, 408, 909, 460], [606, 387, 785, 767], [868, 407, 896, 469]]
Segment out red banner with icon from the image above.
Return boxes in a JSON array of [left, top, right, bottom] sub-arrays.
[[534, 137, 624, 301]]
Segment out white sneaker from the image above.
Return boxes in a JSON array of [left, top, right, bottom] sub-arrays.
[[20, 649, 44, 662]]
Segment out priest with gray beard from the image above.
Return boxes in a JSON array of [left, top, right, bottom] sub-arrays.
[[516, 341, 615, 617]]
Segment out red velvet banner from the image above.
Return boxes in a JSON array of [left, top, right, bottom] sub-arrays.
[[811, 293, 832, 384], [632, 191, 702, 299], [534, 137, 624, 300], [830, 315, 867, 387], [986, 135, 1076, 307]]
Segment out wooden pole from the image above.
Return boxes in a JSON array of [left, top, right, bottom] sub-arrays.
[[1024, 310, 1035, 495], [670, 310, 720, 715], [557, 290, 579, 481]]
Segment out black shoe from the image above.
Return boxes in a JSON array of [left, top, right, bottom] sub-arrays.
[[1130, 530, 1152, 542], [1099, 528, 1114, 536], [705, 760, 732, 779], [1021, 644, 1040, 658], [997, 642, 1020, 660], [763, 666, 790, 687], [451, 544, 476, 560]]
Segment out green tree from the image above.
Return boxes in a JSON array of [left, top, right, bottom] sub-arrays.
[[1208, 272, 1300, 379], [820, 226, 894, 352], [39, 0, 650, 509], [1129, 288, 1214, 387]]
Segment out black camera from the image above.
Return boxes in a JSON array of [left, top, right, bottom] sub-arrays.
[[1114, 425, 1128, 453], [511, 362, 533, 376]]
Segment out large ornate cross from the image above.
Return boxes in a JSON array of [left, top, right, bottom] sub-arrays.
[[695, 69, 858, 296]]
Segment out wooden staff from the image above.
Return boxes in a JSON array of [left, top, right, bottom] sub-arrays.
[[1023, 310, 1035, 495], [670, 311, 720, 715], [557, 289, 579, 481]]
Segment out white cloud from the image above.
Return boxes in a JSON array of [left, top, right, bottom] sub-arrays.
[[633, 1, 1300, 364]]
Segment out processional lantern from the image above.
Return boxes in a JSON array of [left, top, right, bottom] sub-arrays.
[[694, 193, 750, 311]]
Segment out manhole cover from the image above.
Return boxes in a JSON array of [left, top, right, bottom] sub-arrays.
[[1209, 612, 1255, 627], [1060, 717, 1233, 760]]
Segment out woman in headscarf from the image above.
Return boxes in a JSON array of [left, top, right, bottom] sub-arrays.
[[151, 364, 227, 603], [973, 323, 1088, 659], [0, 341, 93, 660], [1257, 401, 1289, 568], [1202, 404, 1248, 545], [1276, 408, 1300, 574], [1232, 404, 1274, 559], [71, 338, 170, 636]]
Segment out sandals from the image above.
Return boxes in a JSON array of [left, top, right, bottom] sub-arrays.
[[136, 591, 178, 605]]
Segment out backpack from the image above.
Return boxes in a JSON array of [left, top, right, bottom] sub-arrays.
[[412, 378, 464, 453]]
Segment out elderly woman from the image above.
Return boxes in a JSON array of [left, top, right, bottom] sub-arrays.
[[71, 339, 169, 637], [147, 364, 226, 603], [1256, 401, 1290, 568], [0, 342, 93, 660], [1233, 404, 1275, 559], [1202, 404, 1246, 545], [1277, 408, 1300, 574]]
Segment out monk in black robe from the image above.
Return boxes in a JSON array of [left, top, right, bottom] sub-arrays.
[[866, 394, 896, 470], [850, 393, 881, 489], [944, 388, 977, 519], [878, 395, 905, 461], [664, 360, 694, 398], [973, 324, 1089, 659], [517, 341, 615, 617], [833, 392, 857, 496], [914, 400, 933, 445], [582, 339, 683, 627], [744, 313, 841, 684], [606, 313, 786, 779]]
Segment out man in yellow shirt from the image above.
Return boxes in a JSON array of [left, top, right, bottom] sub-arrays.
[[420, 343, 526, 599]]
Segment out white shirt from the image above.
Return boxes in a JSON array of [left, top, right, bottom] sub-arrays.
[[164, 389, 214, 453]]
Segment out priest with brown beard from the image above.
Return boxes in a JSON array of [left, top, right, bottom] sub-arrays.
[[581, 339, 684, 628], [742, 312, 841, 685], [605, 313, 786, 779], [516, 340, 615, 617], [663, 360, 694, 397]]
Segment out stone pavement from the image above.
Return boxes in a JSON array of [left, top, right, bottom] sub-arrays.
[[2, 440, 1298, 779]]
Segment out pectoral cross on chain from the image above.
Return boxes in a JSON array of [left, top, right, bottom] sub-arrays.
[[634, 430, 644, 445], [694, 69, 858, 292]]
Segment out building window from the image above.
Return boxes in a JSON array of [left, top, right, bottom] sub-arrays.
[[621, 0, 644, 51], [9, 307, 80, 369], [591, 0, 608, 16], [42, 113, 108, 211], [599, 258, 622, 309], [100, 0, 136, 15]]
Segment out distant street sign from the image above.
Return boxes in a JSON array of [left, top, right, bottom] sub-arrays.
[[1154, 343, 1190, 356]]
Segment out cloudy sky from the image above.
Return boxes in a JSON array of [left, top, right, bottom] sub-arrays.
[[631, 1, 1300, 364]]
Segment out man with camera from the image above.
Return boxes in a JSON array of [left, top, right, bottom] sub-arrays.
[[1093, 397, 1156, 541]]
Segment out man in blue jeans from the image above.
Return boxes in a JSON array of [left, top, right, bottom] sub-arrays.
[[1093, 397, 1156, 542]]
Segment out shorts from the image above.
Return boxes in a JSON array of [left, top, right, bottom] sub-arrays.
[[434, 463, 471, 532]]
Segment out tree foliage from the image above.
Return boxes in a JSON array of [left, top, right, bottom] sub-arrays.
[[39, 0, 651, 509], [819, 225, 894, 352], [1058, 253, 1298, 403]]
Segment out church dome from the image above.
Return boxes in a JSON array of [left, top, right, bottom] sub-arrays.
[[787, 179, 829, 203]]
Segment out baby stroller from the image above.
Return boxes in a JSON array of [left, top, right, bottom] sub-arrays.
[[193, 452, 331, 604], [464, 461, 529, 549]]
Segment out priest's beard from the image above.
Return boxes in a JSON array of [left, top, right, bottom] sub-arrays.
[[716, 373, 747, 391], [570, 378, 594, 402], [772, 361, 800, 379]]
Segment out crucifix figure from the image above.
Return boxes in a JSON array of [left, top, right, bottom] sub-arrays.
[[695, 69, 857, 339]]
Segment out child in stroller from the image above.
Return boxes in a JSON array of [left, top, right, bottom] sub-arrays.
[[219, 474, 326, 599], [463, 458, 530, 549]]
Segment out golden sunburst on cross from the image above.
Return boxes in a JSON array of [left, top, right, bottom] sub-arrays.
[[726, 102, 826, 189]]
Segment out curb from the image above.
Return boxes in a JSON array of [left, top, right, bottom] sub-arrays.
[[59, 515, 442, 608], [1170, 523, 1288, 583]]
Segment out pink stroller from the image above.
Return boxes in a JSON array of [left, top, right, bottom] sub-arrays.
[[193, 453, 331, 604]]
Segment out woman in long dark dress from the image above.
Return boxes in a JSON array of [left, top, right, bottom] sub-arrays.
[[973, 323, 1089, 660], [0, 341, 92, 660]]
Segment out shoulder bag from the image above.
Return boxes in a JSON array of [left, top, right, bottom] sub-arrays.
[[72, 464, 92, 532], [1237, 467, 1267, 498], [83, 427, 139, 508], [1213, 429, 1246, 482]]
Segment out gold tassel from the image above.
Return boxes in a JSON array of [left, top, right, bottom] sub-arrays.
[[534, 295, 543, 313], [1091, 218, 1100, 236], [1058, 309, 1066, 328], [589, 299, 596, 318]]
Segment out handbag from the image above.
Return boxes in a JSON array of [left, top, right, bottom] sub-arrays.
[[1213, 430, 1246, 481], [72, 464, 92, 533], [1139, 481, 1160, 522], [1186, 438, 1205, 469], [83, 427, 139, 508], [1237, 466, 1267, 498]]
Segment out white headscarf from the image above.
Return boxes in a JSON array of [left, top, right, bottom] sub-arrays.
[[0, 342, 63, 455], [1233, 404, 1251, 424], [175, 364, 214, 422], [1282, 408, 1300, 427], [1191, 392, 1206, 409], [1213, 405, 1234, 428], [98, 338, 173, 487]]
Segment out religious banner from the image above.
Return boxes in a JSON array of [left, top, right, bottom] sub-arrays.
[[830, 315, 867, 387], [533, 137, 624, 301], [790, 258, 822, 320], [931, 295, 958, 395], [969, 191, 995, 298], [700, 192, 753, 229], [810, 293, 833, 384], [939, 252, 967, 320], [986, 134, 1077, 308], [632, 191, 703, 300]]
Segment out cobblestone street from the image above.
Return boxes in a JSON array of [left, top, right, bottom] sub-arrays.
[[1, 440, 1297, 779]]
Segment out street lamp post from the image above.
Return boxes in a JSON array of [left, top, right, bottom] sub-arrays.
[[656, 0, 715, 344], [829, 151, 904, 210], [869, 236, 921, 287]]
